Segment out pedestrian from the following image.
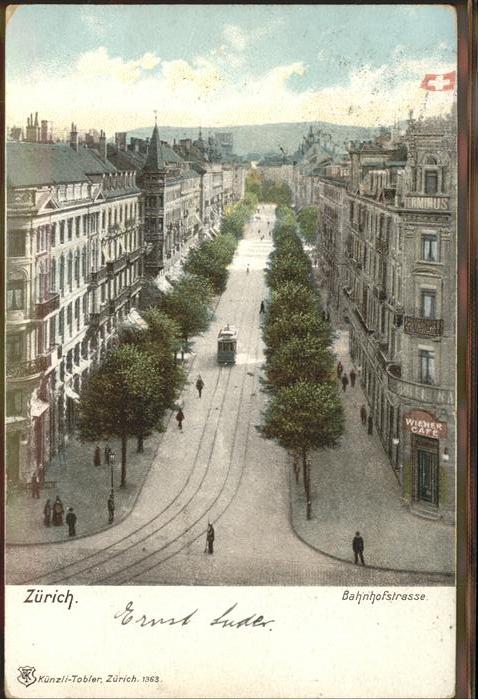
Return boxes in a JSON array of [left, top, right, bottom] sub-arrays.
[[176, 408, 185, 430], [336, 361, 343, 379], [352, 531, 365, 565], [94, 444, 101, 467], [360, 404, 367, 425], [368, 414, 373, 435], [206, 522, 215, 554], [107, 491, 115, 523], [52, 496, 64, 526], [260, 300, 265, 314], [350, 368, 357, 388], [104, 442, 111, 465], [31, 473, 41, 499], [43, 499, 51, 527], [58, 442, 66, 467], [66, 507, 77, 537], [246, 264, 250, 274], [341, 373, 349, 392], [196, 375, 204, 398]]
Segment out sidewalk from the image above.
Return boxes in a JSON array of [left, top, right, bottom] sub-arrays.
[[6, 353, 197, 546], [289, 329, 455, 576]]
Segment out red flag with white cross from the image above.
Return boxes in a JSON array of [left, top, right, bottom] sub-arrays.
[[420, 71, 456, 91]]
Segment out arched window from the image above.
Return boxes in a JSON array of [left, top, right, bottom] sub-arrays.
[[67, 252, 73, 290], [74, 250, 80, 285], [81, 247, 87, 279], [50, 258, 56, 292], [59, 255, 65, 294], [424, 155, 437, 165]]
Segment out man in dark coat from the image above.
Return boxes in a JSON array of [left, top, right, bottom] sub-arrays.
[[206, 523, 215, 554], [336, 361, 343, 379], [260, 300, 265, 314], [350, 368, 357, 388], [66, 507, 77, 537], [176, 408, 185, 430], [368, 414, 373, 435], [104, 442, 111, 465], [31, 473, 41, 499], [360, 404, 367, 425], [43, 499, 51, 527], [107, 492, 115, 523], [352, 531, 365, 565], [341, 373, 349, 392], [94, 445, 101, 467], [195, 376, 204, 398]]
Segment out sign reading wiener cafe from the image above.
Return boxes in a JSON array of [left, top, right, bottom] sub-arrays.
[[403, 409, 448, 438]]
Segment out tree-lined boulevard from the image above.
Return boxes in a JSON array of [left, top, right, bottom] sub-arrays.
[[6, 201, 452, 585]]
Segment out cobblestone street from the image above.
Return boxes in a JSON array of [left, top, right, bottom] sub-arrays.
[[6, 205, 453, 586]]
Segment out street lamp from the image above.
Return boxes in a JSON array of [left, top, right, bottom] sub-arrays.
[[109, 450, 116, 490]]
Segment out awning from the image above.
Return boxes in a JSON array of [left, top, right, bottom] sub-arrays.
[[31, 396, 49, 417], [155, 276, 173, 293], [122, 308, 148, 330], [65, 386, 80, 403]]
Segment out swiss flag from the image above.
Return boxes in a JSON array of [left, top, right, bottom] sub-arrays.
[[420, 71, 456, 91]]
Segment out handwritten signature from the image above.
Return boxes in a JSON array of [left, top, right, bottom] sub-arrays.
[[114, 601, 275, 630]]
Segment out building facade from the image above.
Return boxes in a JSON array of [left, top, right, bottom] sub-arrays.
[[6, 134, 144, 484], [270, 115, 456, 523]]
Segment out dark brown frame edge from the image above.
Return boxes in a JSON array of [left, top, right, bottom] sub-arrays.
[[456, 1, 477, 697]]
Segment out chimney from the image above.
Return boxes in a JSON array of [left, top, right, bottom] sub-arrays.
[[34, 112, 39, 126], [99, 130, 107, 160], [70, 122, 79, 151], [41, 120, 48, 143]]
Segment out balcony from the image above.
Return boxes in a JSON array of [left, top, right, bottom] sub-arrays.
[[35, 293, 60, 319], [387, 370, 453, 406], [109, 287, 130, 314], [404, 316, 444, 338], [106, 254, 128, 277], [89, 305, 110, 328], [353, 308, 374, 334], [88, 267, 108, 285], [126, 248, 143, 265], [6, 355, 49, 380], [128, 277, 143, 297]]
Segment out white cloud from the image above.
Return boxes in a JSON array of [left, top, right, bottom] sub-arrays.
[[6, 48, 456, 133], [76, 47, 160, 84]]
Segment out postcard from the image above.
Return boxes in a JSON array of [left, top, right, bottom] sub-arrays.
[[4, 4, 471, 697]]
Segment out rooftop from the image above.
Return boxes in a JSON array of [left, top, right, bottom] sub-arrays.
[[7, 142, 116, 188]]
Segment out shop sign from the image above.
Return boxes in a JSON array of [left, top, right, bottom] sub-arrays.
[[403, 409, 448, 438]]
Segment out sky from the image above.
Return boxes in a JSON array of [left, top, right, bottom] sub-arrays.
[[6, 4, 457, 135]]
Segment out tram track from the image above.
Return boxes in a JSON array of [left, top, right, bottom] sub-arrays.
[[99, 286, 264, 584], [20, 257, 260, 585]]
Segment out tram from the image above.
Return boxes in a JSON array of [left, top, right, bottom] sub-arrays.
[[217, 324, 238, 365]]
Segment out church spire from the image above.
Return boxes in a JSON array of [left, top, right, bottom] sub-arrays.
[[143, 121, 165, 172]]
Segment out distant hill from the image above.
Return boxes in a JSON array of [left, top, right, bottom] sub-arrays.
[[126, 121, 380, 157]]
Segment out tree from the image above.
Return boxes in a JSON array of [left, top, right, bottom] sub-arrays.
[[267, 281, 320, 325], [264, 336, 335, 390], [259, 380, 344, 519], [77, 346, 167, 487], [120, 308, 186, 450], [263, 311, 331, 356], [160, 274, 213, 358], [266, 252, 312, 291], [297, 207, 319, 244]]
